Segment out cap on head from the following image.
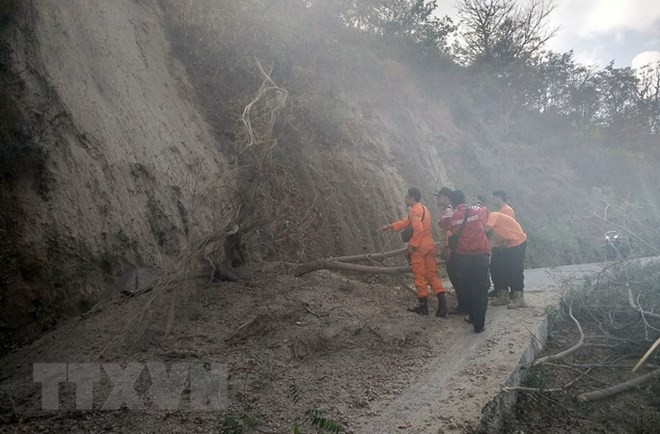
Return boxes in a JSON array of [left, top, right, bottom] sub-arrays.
[[493, 190, 508, 202], [407, 187, 421, 202], [450, 190, 465, 206], [433, 187, 453, 198]]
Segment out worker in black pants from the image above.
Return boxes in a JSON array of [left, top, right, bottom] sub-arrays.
[[439, 190, 491, 333], [454, 254, 491, 332], [434, 187, 468, 315]]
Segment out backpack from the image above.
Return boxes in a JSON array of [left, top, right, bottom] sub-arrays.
[[401, 206, 426, 243]]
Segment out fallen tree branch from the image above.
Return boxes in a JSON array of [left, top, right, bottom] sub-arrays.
[[324, 247, 408, 263], [226, 316, 259, 342], [534, 296, 584, 365], [502, 385, 564, 393], [355, 321, 385, 342], [547, 362, 657, 370], [625, 274, 660, 320], [294, 261, 414, 277], [633, 337, 660, 373], [577, 368, 660, 402], [503, 367, 595, 394], [293, 245, 444, 277], [304, 304, 329, 318], [315, 242, 443, 264]]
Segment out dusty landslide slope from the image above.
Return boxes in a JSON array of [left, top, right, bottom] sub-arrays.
[[2, 0, 660, 351], [0, 0, 456, 348]]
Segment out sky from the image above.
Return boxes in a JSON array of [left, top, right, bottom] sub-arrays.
[[435, 0, 660, 69]]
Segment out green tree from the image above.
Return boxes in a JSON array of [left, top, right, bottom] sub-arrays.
[[596, 63, 642, 134], [533, 51, 601, 128], [331, 0, 455, 52], [636, 61, 660, 134]]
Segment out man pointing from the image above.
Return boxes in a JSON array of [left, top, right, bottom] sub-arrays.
[[380, 188, 448, 317]]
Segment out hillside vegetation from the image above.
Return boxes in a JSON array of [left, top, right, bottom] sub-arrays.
[[160, 0, 660, 265]]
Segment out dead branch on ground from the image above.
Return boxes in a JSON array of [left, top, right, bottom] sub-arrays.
[[503, 366, 595, 394], [534, 295, 584, 365], [294, 261, 413, 277], [577, 368, 660, 402], [514, 257, 660, 406], [627, 280, 660, 320], [633, 337, 660, 372], [293, 243, 444, 277]]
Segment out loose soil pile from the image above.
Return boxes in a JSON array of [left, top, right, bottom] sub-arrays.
[[0, 264, 460, 433]]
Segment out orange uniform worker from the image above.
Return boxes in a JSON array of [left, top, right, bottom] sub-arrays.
[[492, 190, 515, 219], [380, 188, 448, 317], [489, 190, 516, 299], [485, 212, 528, 309]]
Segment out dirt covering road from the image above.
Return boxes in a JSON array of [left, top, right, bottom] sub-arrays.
[[0, 262, 598, 434]]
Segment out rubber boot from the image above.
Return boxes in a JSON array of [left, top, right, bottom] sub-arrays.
[[436, 293, 448, 318], [408, 297, 429, 315], [507, 291, 527, 309], [491, 290, 509, 306]]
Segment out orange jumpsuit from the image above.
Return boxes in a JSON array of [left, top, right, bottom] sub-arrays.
[[390, 203, 445, 298]]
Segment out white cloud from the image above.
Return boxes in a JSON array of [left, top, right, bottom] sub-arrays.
[[438, 0, 659, 67], [551, 0, 660, 36], [632, 51, 660, 69], [584, 1, 660, 34], [547, 0, 660, 66]]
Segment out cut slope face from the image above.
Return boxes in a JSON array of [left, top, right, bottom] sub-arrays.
[[26, 0, 227, 249], [3, 0, 230, 343]]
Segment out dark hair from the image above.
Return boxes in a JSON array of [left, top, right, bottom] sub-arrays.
[[450, 190, 465, 206], [493, 190, 508, 202], [476, 195, 487, 204], [407, 188, 421, 202], [434, 187, 453, 198]]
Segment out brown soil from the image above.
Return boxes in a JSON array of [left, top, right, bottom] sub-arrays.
[[0, 263, 458, 433], [0, 263, 588, 434]]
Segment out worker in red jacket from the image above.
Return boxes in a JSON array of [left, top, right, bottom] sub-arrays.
[[380, 188, 448, 317], [433, 187, 467, 315], [440, 190, 490, 333]]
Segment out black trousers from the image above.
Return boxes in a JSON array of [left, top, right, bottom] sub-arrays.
[[446, 255, 465, 308], [490, 242, 526, 293], [490, 248, 507, 292], [454, 254, 490, 331]]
